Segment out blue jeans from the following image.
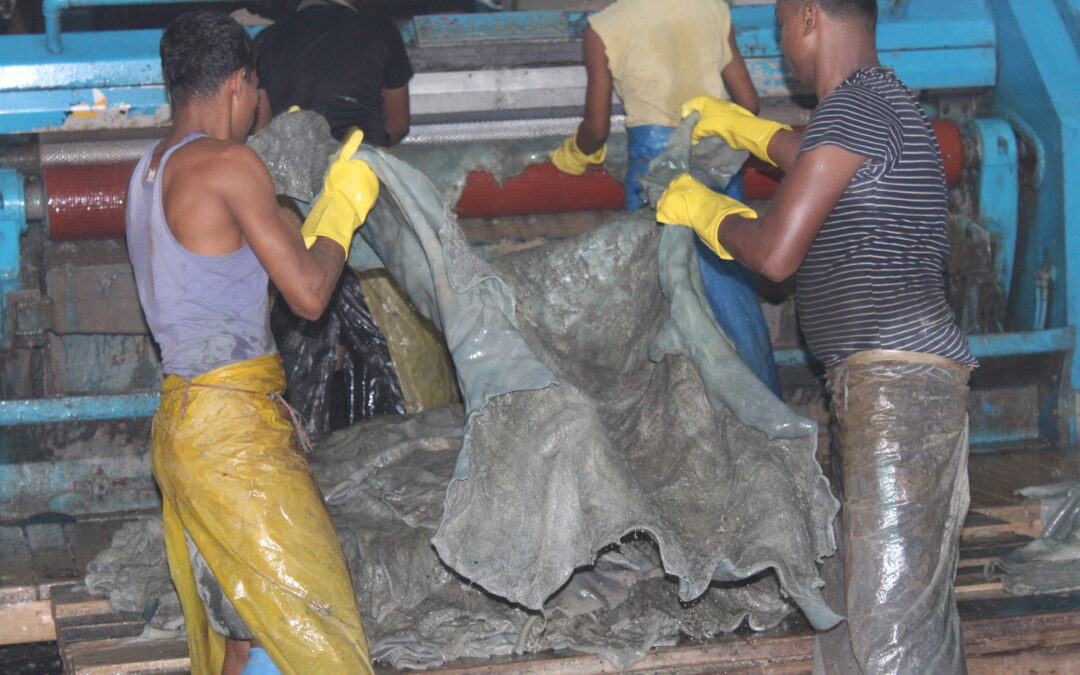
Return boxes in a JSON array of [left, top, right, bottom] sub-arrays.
[[626, 125, 782, 396]]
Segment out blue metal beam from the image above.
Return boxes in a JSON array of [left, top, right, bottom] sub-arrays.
[[0, 392, 160, 425], [971, 118, 1020, 300]]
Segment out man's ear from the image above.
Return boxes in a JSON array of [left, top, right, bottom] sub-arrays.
[[803, 1, 819, 35], [226, 69, 247, 100]]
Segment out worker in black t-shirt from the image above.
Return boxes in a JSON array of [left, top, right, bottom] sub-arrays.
[[255, 0, 416, 438], [255, 0, 413, 146]]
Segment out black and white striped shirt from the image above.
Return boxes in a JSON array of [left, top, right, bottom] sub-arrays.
[[795, 67, 976, 368]]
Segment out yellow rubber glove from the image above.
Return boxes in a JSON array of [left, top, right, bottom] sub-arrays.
[[300, 129, 379, 252], [656, 174, 757, 260], [550, 134, 607, 175], [680, 96, 793, 166]]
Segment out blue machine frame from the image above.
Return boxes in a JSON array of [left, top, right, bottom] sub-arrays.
[[0, 0, 997, 133]]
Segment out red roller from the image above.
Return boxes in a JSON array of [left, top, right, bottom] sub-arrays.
[[45, 162, 135, 240], [455, 161, 625, 217], [41, 120, 964, 237], [744, 119, 964, 200]]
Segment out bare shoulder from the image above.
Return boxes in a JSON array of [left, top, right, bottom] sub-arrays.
[[172, 139, 268, 185], [160, 138, 278, 254]]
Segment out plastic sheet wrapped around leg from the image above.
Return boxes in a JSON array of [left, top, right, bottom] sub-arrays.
[[245, 110, 839, 627], [825, 356, 971, 674], [152, 354, 372, 675]]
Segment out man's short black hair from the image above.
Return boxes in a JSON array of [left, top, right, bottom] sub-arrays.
[[160, 10, 256, 107], [784, 0, 878, 26]]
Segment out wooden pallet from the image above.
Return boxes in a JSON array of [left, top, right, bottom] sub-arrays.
[[0, 513, 136, 648], [3, 451, 1077, 673]]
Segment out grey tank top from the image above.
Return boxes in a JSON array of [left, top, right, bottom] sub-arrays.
[[125, 134, 276, 379]]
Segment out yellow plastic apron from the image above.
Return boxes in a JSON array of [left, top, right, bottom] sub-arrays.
[[152, 354, 372, 675]]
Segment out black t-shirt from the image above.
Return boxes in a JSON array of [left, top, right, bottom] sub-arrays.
[[256, 2, 413, 145]]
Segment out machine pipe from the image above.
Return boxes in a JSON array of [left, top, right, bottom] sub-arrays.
[[44, 0, 216, 52]]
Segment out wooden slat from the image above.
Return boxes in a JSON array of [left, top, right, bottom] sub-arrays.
[[64, 637, 189, 675], [62, 620, 146, 645], [961, 506, 1043, 542], [0, 526, 35, 590], [51, 587, 113, 626], [0, 600, 55, 646]]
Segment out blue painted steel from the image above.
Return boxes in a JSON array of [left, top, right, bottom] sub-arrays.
[[0, 455, 159, 517], [0, 392, 160, 425], [44, 0, 224, 53], [413, 11, 570, 47], [732, 0, 994, 56], [0, 3, 996, 133], [0, 86, 167, 134], [773, 327, 1077, 368], [0, 168, 26, 344], [989, 0, 1080, 390], [971, 118, 1020, 300]]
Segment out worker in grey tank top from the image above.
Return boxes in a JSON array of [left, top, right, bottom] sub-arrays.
[[125, 11, 380, 675], [654, 0, 974, 673]]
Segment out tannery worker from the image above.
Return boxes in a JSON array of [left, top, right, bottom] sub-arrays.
[[125, 11, 378, 674], [656, 0, 977, 672], [255, 0, 413, 146], [551, 0, 781, 395]]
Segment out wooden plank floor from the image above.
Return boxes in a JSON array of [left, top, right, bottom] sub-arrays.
[[2, 451, 1077, 673], [0, 513, 142, 647]]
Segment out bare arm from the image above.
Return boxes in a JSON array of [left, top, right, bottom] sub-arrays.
[[382, 84, 410, 146], [766, 128, 804, 172], [721, 30, 759, 115], [575, 26, 612, 155], [719, 144, 866, 281], [221, 147, 347, 320]]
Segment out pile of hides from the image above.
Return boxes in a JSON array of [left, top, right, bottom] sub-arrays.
[[86, 112, 840, 670], [986, 481, 1080, 595]]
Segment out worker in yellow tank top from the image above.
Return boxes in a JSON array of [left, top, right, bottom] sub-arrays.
[[550, 0, 781, 395]]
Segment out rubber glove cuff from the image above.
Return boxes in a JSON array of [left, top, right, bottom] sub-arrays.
[[680, 96, 792, 166], [550, 135, 607, 176], [656, 174, 757, 260], [300, 129, 379, 253]]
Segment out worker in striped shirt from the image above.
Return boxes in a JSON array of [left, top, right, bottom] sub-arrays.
[[657, 1, 976, 672]]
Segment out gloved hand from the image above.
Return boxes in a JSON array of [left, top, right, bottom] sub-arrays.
[[550, 134, 607, 175], [656, 174, 757, 260], [300, 129, 379, 253], [680, 96, 792, 166]]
